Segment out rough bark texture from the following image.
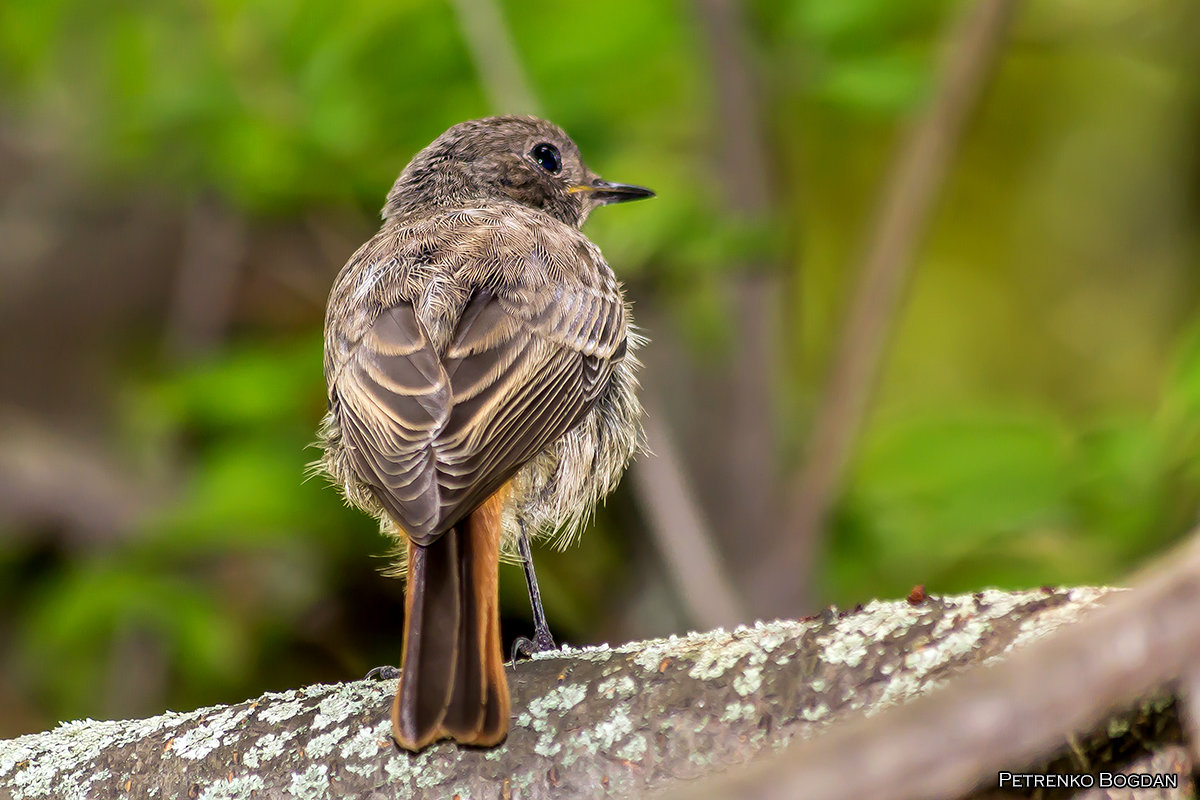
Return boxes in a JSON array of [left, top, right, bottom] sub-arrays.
[[1, 587, 1176, 800]]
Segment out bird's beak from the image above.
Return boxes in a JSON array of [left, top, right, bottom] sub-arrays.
[[570, 179, 656, 205]]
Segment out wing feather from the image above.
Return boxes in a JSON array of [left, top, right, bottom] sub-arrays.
[[333, 262, 626, 545]]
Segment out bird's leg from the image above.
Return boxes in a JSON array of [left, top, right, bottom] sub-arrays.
[[510, 521, 556, 663]]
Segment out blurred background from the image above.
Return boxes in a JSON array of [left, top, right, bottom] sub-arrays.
[[2, 0, 1198, 738]]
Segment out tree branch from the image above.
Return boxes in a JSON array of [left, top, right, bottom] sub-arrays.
[[2, 586, 1153, 799], [163, 195, 247, 359], [678, 530, 1200, 800], [690, 0, 779, 590], [631, 400, 747, 629], [448, 0, 541, 115]]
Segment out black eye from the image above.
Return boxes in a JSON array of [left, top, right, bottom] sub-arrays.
[[530, 142, 562, 174]]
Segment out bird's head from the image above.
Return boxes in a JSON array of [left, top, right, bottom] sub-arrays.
[[384, 116, 654, 227]]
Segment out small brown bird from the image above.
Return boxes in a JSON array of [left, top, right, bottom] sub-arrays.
[[318, 116, 651, 750]]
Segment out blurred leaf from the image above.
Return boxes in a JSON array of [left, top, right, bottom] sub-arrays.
[[133, 337, 322, 431], [21, 562, 247, 714], [1071, 418, 1168, 556], [785, 0, 950, 47], [814, 52, 931, 112], [0, 0, 68, 93], [1159, 318, 1200, 440], [833, 411, 1080, 600]]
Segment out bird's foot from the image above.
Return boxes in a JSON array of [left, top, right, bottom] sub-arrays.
[[509, 626, 557, 666], [364, 665, 401, 681]]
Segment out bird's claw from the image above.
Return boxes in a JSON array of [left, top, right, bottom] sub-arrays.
[[364, 665, 401, 681], [509, 627, 557, 666]]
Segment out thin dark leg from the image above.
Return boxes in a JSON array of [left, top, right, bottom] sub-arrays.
[[510, 522, 556, 664]]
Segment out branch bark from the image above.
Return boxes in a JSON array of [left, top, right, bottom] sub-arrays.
[[678, 530, 1200, 800], [5, 584, 1175, 800]]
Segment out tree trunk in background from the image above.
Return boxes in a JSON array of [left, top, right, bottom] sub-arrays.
[[769, 0, 1020, 615], [688, 0, 782, 614]]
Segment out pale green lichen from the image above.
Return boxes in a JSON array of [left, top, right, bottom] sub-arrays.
[[814, 631, 868, 667], [0, 678, 389, 799], [621, 621, 812, 679], [0, 711, 203, 798], [687, 747, 717, 769], [258, 700, 305, 725], [720, 702, 755, 723], [560, 708, 635, 769], [588, 711, 634, 751], [688, 635, 761, 682], [75, 766, 110, 799], [931, 618, 991, 660], [975, 588, 1076, 620], [903, 645, 944, 674], [343, 760, 379, 781], [600, 662, 624, 679], [732, 665, 763, 696], [508, 769, 537, 797], [800, 703, 829, 722], [410, 746, 466, 792], [1007, 588, 1114, 652], [530, 641, 613, 663], [615, 733, 647, 762], [872, 667, 940, 715], [756, 627, 788, 654], [526, 683, 586, 718], [241, 731, 293, 770], [870, 592, 1074, 715], [814, 599, 927, 667], [197, 774, 265, 800], [174, 707, 254, 760], [382, 752, 410, 785], [533, 729, 561, 758], [338, 721, 389, 763], [304, 726, 349, 760], [312, 682, 390, 729], [288, 763, 330, 800], [630, 635, 683, 673], [596, 675, 637, 701]]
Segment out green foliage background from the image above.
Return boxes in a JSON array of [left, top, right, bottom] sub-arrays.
[[1, 0, 1198, 735]]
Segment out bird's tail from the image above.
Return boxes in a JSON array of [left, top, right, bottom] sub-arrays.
[[392, 491, 510, 751]]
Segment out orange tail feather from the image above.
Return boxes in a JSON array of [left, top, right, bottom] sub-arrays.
[[392, 491, 509, 750]]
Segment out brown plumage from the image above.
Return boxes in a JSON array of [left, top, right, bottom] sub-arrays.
[[318, 116, 651, 751]]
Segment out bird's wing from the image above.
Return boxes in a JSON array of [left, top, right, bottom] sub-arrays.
[[334, 256, 626, 545]]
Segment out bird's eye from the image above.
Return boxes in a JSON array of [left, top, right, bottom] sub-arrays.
[[530, 142, 562, 175]]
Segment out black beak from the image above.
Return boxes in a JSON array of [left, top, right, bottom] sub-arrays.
[[574, 179, 656, 205]]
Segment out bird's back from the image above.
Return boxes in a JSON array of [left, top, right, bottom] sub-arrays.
[[320, 201, 629, 545]]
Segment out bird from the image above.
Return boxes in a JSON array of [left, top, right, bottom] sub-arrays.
[[317, 115, 652, 751]]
